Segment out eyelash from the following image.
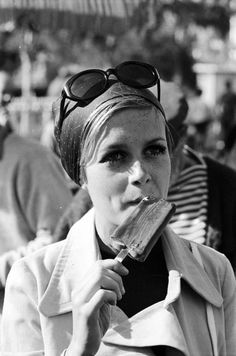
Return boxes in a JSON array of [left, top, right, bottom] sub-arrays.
[[146, 144, 167, 157], [101, 151, 126, 164], [101, 144, 167, 165]]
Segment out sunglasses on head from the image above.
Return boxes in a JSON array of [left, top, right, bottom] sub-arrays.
[[57, 61, 161, 135]]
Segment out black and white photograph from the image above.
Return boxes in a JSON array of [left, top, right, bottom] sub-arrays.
[[0, 1, 236, 355]]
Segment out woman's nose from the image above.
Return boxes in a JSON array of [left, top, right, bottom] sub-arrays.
[[129, 160, 151, 186]]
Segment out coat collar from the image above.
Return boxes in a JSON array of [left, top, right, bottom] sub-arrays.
[[39, 208, 222, 317], [101, 303, 189, 353], [162, 226, 222, 307]]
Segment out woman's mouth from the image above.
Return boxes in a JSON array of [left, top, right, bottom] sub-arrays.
[[126, 194, 157, 205], [128, 197, 143, 205]]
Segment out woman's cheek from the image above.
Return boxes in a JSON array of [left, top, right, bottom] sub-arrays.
[[152, 160, 171, 197], [86, 167, 126, 207]]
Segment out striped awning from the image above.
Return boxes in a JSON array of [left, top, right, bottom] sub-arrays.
[[0, 0, 146, 34]]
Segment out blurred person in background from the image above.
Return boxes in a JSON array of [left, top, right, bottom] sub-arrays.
[[150, 44, 214, 153], [0, 70, 9, 103], [182, 82, 213, 152], [41, 65, 83, 157], [0, 94, 72, 290], [222, 124, 236, 171], [53, 79, 236, 272], [0, 49, 20, 101], [218, 79, 236, 150]]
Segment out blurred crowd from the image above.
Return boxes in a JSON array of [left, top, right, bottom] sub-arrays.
[[1, 47, 236, 170]]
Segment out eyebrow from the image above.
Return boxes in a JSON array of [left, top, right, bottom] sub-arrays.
[[101, 137, 166, 151]]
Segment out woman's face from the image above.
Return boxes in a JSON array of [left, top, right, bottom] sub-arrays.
[[85, 106, 171, 242]]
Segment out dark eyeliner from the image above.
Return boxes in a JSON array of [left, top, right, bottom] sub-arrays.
[[100, 150, 126, 163], [145, 143, 167, 155]]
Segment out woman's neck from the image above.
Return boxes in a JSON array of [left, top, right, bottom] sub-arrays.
[[95, 214, 121, 254]]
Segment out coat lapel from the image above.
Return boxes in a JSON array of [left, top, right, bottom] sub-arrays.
[[39, 209, 222, 318], [102, 302, 188, 354], [39, 209, 101, 316], [162, 226, 223, 307]]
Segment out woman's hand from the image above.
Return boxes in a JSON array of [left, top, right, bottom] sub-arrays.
[[66, 259, 129, 356]]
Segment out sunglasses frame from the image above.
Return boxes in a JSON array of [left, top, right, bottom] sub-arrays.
[[63, 61, 160, 102], [56, 61, 161, 139]]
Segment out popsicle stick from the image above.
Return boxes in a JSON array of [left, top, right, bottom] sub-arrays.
[[115, 248, 129, 262]]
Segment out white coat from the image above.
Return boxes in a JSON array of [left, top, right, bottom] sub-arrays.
[[1, 209, 236, 355]]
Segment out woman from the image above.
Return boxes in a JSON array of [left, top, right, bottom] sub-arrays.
[[52, 79, 236, 271], [1, 61, 236, 356]]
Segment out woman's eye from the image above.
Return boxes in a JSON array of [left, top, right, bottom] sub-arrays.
[[145, 144, 167, 157], [101, 151, 127, 164]]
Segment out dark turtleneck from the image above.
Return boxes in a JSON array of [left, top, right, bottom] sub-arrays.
[[99, 235, 170, 355]]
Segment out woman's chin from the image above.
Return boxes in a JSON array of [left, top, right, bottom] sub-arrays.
[[106, 241, 126, 257]]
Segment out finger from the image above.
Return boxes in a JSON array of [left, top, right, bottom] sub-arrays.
[[99, 260, 128, 299], [72, 269, 123, 305], [71, 259, 128, 306], [102, 259, 129, 276], [101, 269, 125, 298], [71, 264, 122, 305]]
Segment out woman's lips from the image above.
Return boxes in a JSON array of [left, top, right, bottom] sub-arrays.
[[126, 195, 157, 204], [128, 197, 143, 205]]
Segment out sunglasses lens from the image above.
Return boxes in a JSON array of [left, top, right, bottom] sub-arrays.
[[70, 71, 106, 100], [117, 62, 157, 88]]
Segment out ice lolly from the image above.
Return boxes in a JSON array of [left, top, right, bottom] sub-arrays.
[[112, 197, 176, 262]]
